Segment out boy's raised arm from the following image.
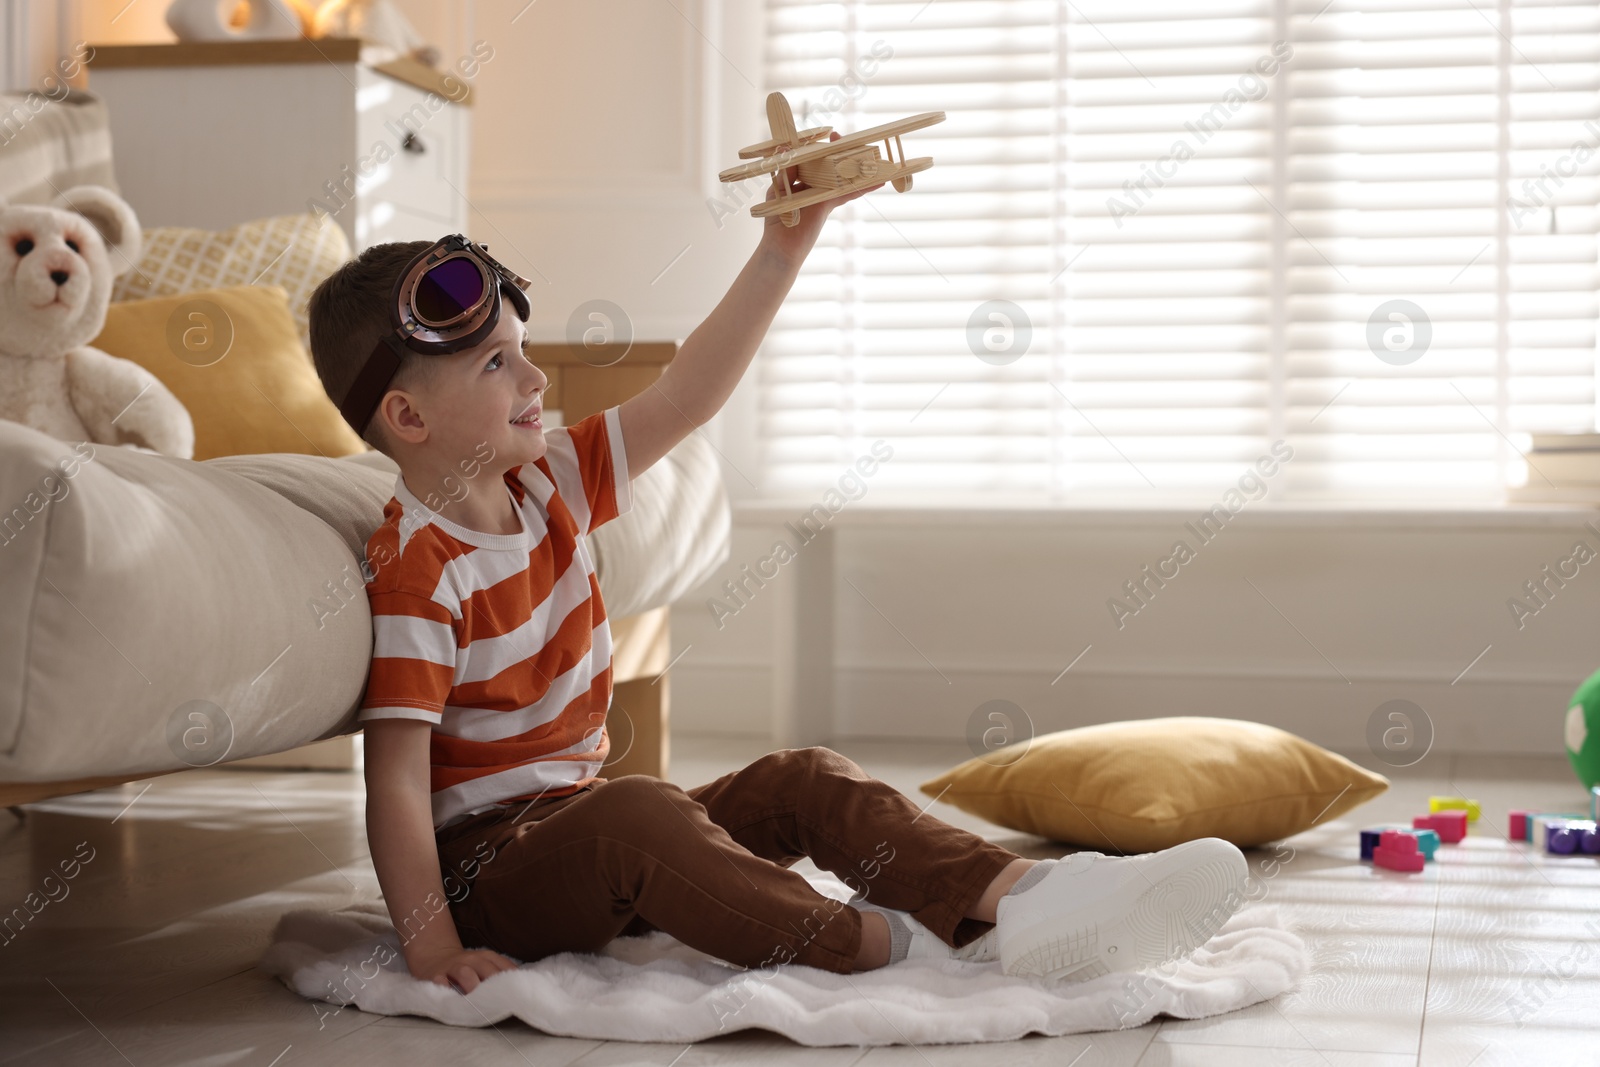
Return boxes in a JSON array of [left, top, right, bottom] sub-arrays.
[[363, 718, 517, 993], [617, 151, 885, 478]]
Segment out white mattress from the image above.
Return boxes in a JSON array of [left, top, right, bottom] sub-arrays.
[[0, 421, 727, 782]]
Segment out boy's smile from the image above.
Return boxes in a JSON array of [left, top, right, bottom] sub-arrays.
[[381, 294, 549, 536]]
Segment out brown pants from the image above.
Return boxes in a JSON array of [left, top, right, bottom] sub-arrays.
[[432, 746, 1020, 974]]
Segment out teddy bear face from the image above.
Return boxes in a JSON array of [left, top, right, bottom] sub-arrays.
[[0, 203, 119, 361], [0, 187, 141, 363]]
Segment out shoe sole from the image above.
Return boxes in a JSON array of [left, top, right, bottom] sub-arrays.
[[1000, 839, 1248, 982]]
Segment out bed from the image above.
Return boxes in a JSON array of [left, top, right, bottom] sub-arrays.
[[0, 341, 729, 806], [0, 90, 730, 806]]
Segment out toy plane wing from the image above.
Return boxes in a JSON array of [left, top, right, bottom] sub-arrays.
[[719, 111, 946, 184], [720, 93, 945, 227], [744, 157, 935, 218]]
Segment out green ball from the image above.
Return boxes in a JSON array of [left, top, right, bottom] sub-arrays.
[[1565, 667, 1600, 789]]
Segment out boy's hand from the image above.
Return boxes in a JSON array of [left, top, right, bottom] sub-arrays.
[[618, 131, 884, 477], [759, 131, 887, 267], [407, 943, 519, 994]]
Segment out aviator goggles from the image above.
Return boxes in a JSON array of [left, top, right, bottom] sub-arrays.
[[337, 233, 532, 437]]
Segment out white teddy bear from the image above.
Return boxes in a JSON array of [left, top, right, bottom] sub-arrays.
[[0, 185, 194, 458]]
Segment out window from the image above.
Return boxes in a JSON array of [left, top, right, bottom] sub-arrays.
[[756, 0, 1600, 500]]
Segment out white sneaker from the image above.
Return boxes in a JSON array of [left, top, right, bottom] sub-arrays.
[[995, 838, 1248, 982]]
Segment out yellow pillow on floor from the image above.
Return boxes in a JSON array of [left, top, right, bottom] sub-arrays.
[[92, 284, 367, 461], [921, 717, 1389, 852]]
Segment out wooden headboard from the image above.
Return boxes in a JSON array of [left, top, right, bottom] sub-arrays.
[[530, 341, 677, 424]]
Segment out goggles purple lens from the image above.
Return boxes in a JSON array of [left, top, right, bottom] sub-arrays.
[[338, 234, 531, 437]]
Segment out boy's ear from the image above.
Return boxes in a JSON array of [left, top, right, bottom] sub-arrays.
[[380, 389, 431, 447]]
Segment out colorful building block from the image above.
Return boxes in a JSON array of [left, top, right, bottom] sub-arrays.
[[1584, 827, 1600, 855], [1360, 826, 1436, 861], [1548, 821, 1582, 854], [1361, 826, 1439, 863], [1531, 813, 1587, 846], [1506, 811, 1587, 843], [1546, 819, 1598, 855], [1413, 810, 1467, 844], [1374, 830, 1425, 872], [1429, 796, 1481, 822]]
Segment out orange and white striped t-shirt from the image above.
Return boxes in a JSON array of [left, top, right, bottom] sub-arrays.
[[356, 406, 632, 831]]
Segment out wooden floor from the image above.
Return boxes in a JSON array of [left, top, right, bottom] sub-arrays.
[[0, 734, 1595, 1066]]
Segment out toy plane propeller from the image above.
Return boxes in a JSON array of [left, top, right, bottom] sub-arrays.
[[720, 92, 945, 227]]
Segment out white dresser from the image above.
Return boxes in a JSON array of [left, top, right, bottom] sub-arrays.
[[84, 38, 470, 252]]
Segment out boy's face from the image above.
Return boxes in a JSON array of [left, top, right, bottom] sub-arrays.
[[383, 294, 549, 471]]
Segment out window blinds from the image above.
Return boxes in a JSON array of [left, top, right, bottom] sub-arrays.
[[757, 0, 1600, 500]]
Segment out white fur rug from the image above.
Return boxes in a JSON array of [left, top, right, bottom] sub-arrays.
[[258, 869, 1308, 1046]]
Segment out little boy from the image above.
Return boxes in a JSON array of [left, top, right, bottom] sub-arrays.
[[307, 178, 1249, 996]]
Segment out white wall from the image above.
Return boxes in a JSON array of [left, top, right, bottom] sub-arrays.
[[667, 505, 1600, 759], [453, 0, 769, 344]]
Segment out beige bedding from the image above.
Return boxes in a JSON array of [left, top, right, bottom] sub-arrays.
[[0, 422, 727, 782], [0, 89, 117, 206]]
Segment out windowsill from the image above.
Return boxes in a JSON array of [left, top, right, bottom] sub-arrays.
[[730, 495, 1600, 529]]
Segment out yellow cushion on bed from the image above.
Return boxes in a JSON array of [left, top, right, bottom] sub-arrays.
[[92, 283, 367, 461], [920, 717, 1389, 852], [109, 212, 352, 354]]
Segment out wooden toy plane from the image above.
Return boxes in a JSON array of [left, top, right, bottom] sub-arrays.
[[720, 92, 945, 227]]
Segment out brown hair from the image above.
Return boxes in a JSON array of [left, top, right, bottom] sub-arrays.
[[307, 239, 439, 455]]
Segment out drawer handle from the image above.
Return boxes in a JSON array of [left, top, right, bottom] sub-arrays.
[[401, 131, 427, 155]]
